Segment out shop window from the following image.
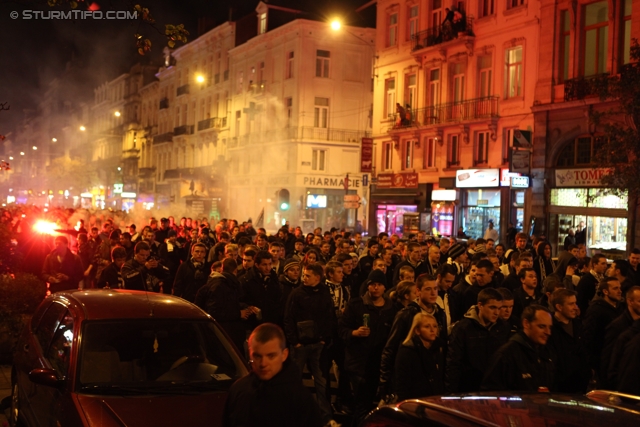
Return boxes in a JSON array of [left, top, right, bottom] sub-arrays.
[[474, 131, 490, 165], [312, 149, 326, 171], [285, 51, 294, 79], [387, 12, 398, 47], [505, 46, 523, 98], [583, 1, 608, 76], [383, 141, 394, 170], [316, 50, 330, 78], [559, 10, 571, 82], [408, 5, 419, 41], [314, 97, 329, 128], [447, 134, 460, 167], [424, 137, 437, 168], [403, 140, 415, 170], [555, 135, 606, 167], [623, 0, 632, 64]]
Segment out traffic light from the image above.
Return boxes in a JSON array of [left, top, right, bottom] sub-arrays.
[[277, 189, 290, 211]]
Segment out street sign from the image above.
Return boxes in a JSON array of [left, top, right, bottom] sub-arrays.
[[343, 201, 361, 209], [344, 194, 361, 202], [362, 174, 369, 186]]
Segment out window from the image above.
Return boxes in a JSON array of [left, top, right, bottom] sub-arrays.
[[175, 106, 180, 127], [285, 97, 292, 127], [428, 69, 440, 106], [405, 74, 417, 110], [448, 134, 460, 167], [583, 1, 608, 76], [505, 46, 523, 98], [237, 71, 244, 94], [475, 131, 490, 165], [47, 311, 74, 377], [408, 5, 419, 41], [478, 55, 492, 97], [507, 0, 525, 9], [388, 13, 398, 47], [479, 0, 494, 17], [383, 141, 394, 170], [259, 12, 267, 34], [404, 140, 415, 169], [235, 110, 241, 137], [286, 51, 294, 79], [556, 135, 606, 166], [451, 62, 465, 103], [424, 137, 437, 168], [258, 61, 265, 82], [432, 0, 443, 32], [314, 97, 329, 128], [316, 50, 330, 78], [560, 10, 571, 82], [312, 149, 326, 171], [623, 0, 632, 64], [385, 78, 396, 118]]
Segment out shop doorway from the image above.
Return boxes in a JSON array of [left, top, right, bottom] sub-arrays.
[[375, 205, 418, 236], [556, 214, 627, 257]]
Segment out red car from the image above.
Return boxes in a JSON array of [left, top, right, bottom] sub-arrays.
[[9, 289, 248, 427]]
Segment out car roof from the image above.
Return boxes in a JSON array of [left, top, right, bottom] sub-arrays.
[[398, 392, 640, 426], [54, 289, 208, 321]]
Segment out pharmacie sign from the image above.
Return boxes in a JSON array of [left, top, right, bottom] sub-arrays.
[[555, 168, 613, 187]]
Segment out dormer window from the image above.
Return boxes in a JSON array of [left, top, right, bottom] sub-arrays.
[[259, 12, 267, 34]]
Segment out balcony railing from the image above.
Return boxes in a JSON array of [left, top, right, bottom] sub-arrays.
[[563, 73, 611, 101], [174, 125, 194, 136], [411, 17, 474, 52], [391, 96, 499, 130], [153, 132, 173, 144], [176, 84, 190, 96], [159, 98, 169, 110], [197, 117, 227, 131], [288, 127, 371, 143], [249, 80, 266, 95]]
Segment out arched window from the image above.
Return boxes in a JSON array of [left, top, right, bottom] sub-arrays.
[[555, 135, 606, 167]]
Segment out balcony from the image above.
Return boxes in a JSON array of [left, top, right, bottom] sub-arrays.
[[411, 17, 474, 52], [390, 97, 499, 130], [153, 132, 173, 144], [173, 124, 194, 136], [249, 80, 266, 95], [176, 84, 190, 96], [563, 73, 611, 101], [159, 98, 169, 110], [197, 117, 227, 132], [288, 127, 371, 143]]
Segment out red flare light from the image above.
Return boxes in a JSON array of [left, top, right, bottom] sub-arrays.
[[33, 220, 58, 235]]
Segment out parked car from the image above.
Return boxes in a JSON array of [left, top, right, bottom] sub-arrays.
[[10, 289, 248, 427], [361, 391, 640, 427]]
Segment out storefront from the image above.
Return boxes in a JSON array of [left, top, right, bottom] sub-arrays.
[[431, 189, 457, 237], [455, 169, 503, 239], [369, 172, 425, 237], [303, 188, 359, 231], [549, 168, 628, 258]]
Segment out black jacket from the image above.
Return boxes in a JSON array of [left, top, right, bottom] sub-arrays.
[[600, 309, 635, 388], [380, 301, 448, 384], [339, 293, 396, 378], [482, 332, 555, 392], [616, 331, 640, 395], [283, 284, 335, 346], [446, 306, 511, 393], [279, 275, 300, 310], [96, 262, 123, 289], [392, 259, 424, 286], [577, 272, 600, 317], [500, 272, 520, 292], [41, 248, 84, 293], [547, 316, 590, 393], [240, 267, 283, 327], [512, 287, 542, 321], [394, 336, 445, 401], [223, 358, 322, 427], [610, 319, 640, 391], [172, 259, 209, 303], [582, 298, 623, 372], [450, 275, 472, 323], [121, 257, 169, 292]]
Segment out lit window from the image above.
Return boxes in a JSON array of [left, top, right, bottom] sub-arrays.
[[505, 46, 523, 98], [385, 78, 396, 118], [286, 51, 294, 79]]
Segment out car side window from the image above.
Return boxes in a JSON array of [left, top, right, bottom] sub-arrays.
[[35, 302, 67, 354], [47, 310, 74, 377]]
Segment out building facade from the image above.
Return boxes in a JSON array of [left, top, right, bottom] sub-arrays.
[[369, 0, 540, 239]]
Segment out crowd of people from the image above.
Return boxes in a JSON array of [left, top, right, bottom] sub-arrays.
[[3, 207, 640, 427]]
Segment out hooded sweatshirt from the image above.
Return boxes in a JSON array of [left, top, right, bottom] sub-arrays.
[[544, 252, 577, 291]]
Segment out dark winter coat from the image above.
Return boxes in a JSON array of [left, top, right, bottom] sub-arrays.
[[340, 293, 396, 378], [96, 262, 123, 289], [582, 298, 623, 372], [600, 309, 635, 388], [446, 306, 511, 393], [172, 259, 209, 303], [450, 275, 472, 323], [121, 257, 169, 292], [616, 331, 640, 395], [547, 316, 590, 393], [240, 267, 283, 327], [41, 248, 85, 293], [283, 284, 335, 346], [482, 332, 555, 392], [577, 272, 600, 317], [609, 319, 640, 390], [394, 336, 445, 401]]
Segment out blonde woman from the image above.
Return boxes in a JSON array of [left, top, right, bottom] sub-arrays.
[[393, 313, 445, 400]]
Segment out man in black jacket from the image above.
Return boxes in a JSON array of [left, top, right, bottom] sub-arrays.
[[358, 239, 380, 280], [172, 243, 209, 303], [461, 259, 495, 316], [96, 246, 127, 289], [283, 263, 335, 426], [223, 323, 322, 427], [446, 288, 510, 393], [121, 241, 170, 292], [240, 251, 283, 328], [577, 254, 608, 316], [41, 235, 84, 293], [547, 289, 591, 393], [391, 242, 425, 286], [482, 304, 555, 392]]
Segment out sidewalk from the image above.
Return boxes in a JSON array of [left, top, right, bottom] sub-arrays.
[[0, 365, 11, 426]]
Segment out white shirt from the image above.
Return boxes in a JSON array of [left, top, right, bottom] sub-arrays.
[[484, 227, 499, 242]]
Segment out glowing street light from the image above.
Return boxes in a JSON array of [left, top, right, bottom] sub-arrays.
[[20, 152, 25, 156], [52, 138, 57, 142], [79, 126, 86, 131], [196, 74, 205, 84], [330, 19, 341, 31], [114, 111, 121, 117], [9, 156, 13, 160], [32, 146, 37, 150]]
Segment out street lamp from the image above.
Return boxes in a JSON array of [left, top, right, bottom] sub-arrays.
[[330, 19, 341, 31], [52, 138, 57, 142], [32, 146, 37, 150], [20, 152, 24, 156], [79, 126, 86, 132], [114, 111, 121, 117], [196, 74, 205, 84]]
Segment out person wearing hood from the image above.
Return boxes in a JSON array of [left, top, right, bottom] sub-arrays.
[[196, 258, 253, 354], [224, 323, 323, 427], [482, 304, 555, 392], [340, 268, 396, 426], [42, 235, 85, 293], [446, 288, 510, 393], [534, 241, 557, 284], [544, 251, 578, 292], [394, 313, 445, 401]]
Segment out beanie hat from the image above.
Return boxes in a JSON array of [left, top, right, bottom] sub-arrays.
[[366, 269, 388, 288], [283, 258, 300, 272], [448, 243, 466, 261]]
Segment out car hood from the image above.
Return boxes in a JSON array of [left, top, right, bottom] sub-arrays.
[[75, 392, 227, 427]]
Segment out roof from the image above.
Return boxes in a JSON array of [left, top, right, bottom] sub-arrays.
[[58, 289, 208, 321]]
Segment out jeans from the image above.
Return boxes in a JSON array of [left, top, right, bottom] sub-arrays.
[[293, 342, 332, 424]]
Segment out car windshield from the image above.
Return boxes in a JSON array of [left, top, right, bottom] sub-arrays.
[[77, 319, 248, 395]]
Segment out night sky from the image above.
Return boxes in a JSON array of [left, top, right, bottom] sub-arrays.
[[0, 0, 374, 136]]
